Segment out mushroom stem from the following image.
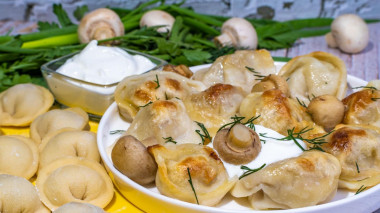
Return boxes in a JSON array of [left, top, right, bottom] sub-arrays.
[[227, 124, 253, 150]]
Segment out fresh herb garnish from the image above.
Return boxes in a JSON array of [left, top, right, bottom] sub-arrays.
[[110, 130, 126, 135], [355, 185, 367, 195], [195, 121, 212, 145], [245, 66, 258, 73], [217, 115, 246, 132], [244, 115, 261, 130], [239, 164, 266, 179], [371, 97, 380, 101], [187, 167, 199, 204], [163, 136, 177, 144], [139, 101, 153, 108], [352, 86, 377, 90], [165, 92, 169, 100], [296, 97, 307, 108], [154, 74, 160, 89], [356, 161, 360, 173]]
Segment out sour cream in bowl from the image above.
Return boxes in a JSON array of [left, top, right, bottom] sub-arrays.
[[41, 40, 166, 118]]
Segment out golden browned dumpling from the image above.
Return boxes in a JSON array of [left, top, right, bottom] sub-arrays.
[[0, 83, 54, 127], [0, 174, 49, 213], [148, 144, 237, 206], [231, 151, 341, 210], [39, 130, 99, 169], [279, 51, 347, 105], [324, 124, 380, 190], [183, 84, 246, 136], [30, 107, 89, 145], [192, 49, 276, 93], [53, 202, 105, 213], [0, 135, 38, 179], [115, 70, 206, 122], [342, 89, 380, 128], [239, 89, 325, 137], [36, 157, 114, 211], [126, 99, 202, 146]]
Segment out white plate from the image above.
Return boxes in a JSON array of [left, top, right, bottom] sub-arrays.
[[97, 63, 380, 213]]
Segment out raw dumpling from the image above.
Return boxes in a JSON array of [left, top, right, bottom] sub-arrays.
[[0, 135, 38, 179], [0, 174, 49, 213], [53, 202, 105, 213], [126, 99, 202, 146], [231, 151, 341, 210], [36, 157, 114, 211], [323, 124, 380, 190], [239, 89, 325, 137], [30, 107, 89, 145], [115, 70, 206, 122], [279, 51, 347, 105], [192, 49, 276, 93], [342, 89, 380, 128], [39, 130, 99, 169], [183, 84, 246, 136], [148, 144, 237, 206], [0, 83, 54, 127]]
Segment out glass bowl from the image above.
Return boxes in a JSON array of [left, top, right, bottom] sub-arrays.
[[41, 48, 167, 119]]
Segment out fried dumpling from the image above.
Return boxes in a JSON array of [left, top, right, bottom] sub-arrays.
[[39, 130, 99, 169], [126, 99, 202, 146], [239, 89, 325, 137], [231, 151, 341, 210], [115, 70, 206, 122], [183, 84, 246, 136], [0, 174, 49, 213], [342, 89, 380, 128], [30, 107, 89, 145], [36, 157, 114, 211], [0, 83, 54, 127], [323, 124, 380, 190], [279, 51, 347, 105], [0, 135, 38, 179], [192, 49, 276, 93], [53, 202, 105, 213], [148, 144, 237, 206]]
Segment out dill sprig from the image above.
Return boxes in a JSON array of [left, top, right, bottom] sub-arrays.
[[165, 92, 169, 100], [195, 121, 212, 145], [352, 86, 377, 90], [154, 74, 160, 89], [371, 97, 380, 101], [217, 115, 261, 132], [244, 66, 266, 80], [163, 136, 177, 144], [239, 164, 266, 179], [139, 101, 153, 108], [254, 74, 267, 81], [187, 167, 199, 204], [296, 97, 307, 108], [355, 185, 367, 195], [244, 115, 261, 130], [245, 66, 259, 73], [110, 130, 126, 135], [356, 161, 360, 173]]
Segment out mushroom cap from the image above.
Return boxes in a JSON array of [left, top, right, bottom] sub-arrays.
[[213, 124, 261, 165], [140, 10, 175, 33], [78, 8, 124, 43], [330, 14, 369, 53], [214, 17, 258, 49], [251, 74, 289, 96], [111, 135, 157, 185], [307, 95, 345, 131]]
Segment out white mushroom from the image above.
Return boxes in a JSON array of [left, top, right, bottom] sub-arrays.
[[78, 8, 124, 44], [214, 17, 258, 49], [140, 10, 175, 33], [325, 14, 369, 53]]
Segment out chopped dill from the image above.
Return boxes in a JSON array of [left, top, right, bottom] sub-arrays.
[[217, 115, 261, 132], [110, 130, 126, 135], [139, 101, 153, 107], [245, 66, 258, 73], [296, 97, 307, 108], [352, 86, 377, 90], [239, 164, 266, 179], [154, 74, 160, 89], [162, 136, 177, 144], [165, 92, 169, 100], [356, 161, 360, 173], [355, 185, 367, 195], [195, 121, 212, 145], [371, 97, 380, 101], [187, 168, 199, 204]]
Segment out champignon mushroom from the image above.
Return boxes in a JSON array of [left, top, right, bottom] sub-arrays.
[[111, 135, 157, 185], [307, 95, 344, 131], [251, 74, 290, 96], [213, 124, 261, 165], [140, 10, 175, 33], [78, 8, 124, 44], [325, 14, 369, 53], [214, 17, 258, 49]]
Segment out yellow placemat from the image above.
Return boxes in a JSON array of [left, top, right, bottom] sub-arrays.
[[1, 120, 143, 213]]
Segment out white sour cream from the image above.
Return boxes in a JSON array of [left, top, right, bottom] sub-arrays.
[[57, 40, 156, 85], [214, 125, 306, 178]]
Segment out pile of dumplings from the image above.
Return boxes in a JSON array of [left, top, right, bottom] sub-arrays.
[[0, 84, 112, 212], [112, 50, 380, 210]]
